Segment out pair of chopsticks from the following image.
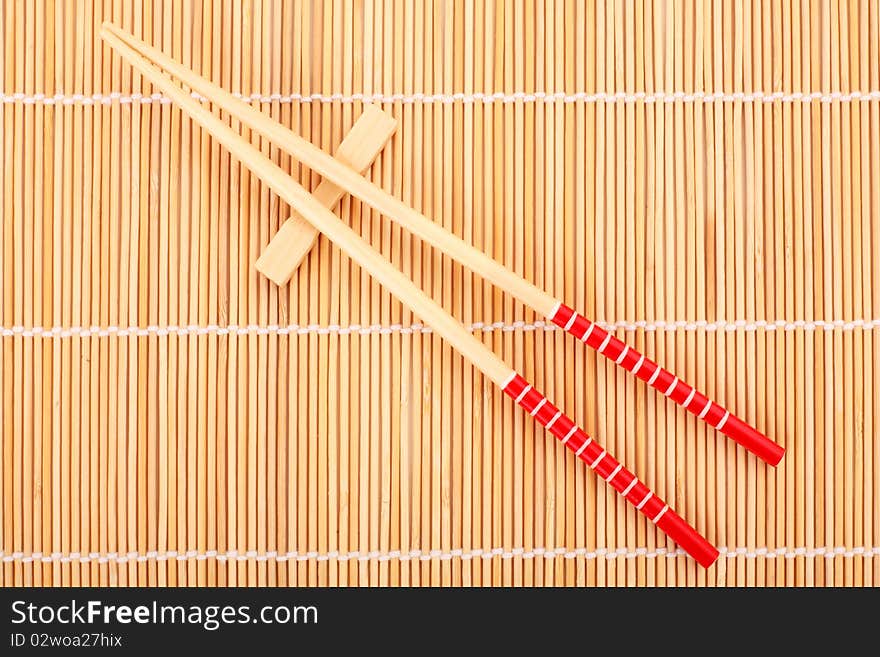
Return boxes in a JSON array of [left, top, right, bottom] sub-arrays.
[[103, 23, 784, 568]]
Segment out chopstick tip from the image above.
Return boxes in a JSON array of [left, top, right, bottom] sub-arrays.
[[99, 21, 125, 44], [98, 23, 115, 42]]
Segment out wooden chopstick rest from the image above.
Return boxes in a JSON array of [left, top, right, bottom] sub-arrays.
[[255, 105, 397, 286]]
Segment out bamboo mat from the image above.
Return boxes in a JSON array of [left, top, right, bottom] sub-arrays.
[[1, 0, 878, 588]]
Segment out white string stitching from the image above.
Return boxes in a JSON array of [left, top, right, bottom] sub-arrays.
[[3, 89, 880, 106], [1, 545, 876, 564], [1, 318, 878, 339]]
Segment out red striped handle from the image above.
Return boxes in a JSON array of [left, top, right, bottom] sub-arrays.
[[550, 303, 784, 466], [503, 373, 720, 568]]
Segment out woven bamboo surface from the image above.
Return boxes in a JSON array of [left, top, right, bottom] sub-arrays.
[[1, 1, 878, 587]]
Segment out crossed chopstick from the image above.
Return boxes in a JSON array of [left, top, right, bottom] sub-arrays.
[[103, 22, 786, 568]]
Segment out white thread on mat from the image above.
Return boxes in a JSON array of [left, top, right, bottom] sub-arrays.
[[3, 89, 880, 106], [1, 318, 878, 340], [1, 545, 877, 565]]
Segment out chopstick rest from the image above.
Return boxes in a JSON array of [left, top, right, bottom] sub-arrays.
[[106, 20, 784, 467], [256, 105, 397, 286], [101, 22, 720, 567]]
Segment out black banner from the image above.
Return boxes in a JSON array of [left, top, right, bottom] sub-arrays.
[[0, 586, 871, 653]]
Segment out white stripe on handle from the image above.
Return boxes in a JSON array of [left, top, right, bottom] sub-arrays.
[[549, 304, 785, 466], [502, 373, 720, 568]]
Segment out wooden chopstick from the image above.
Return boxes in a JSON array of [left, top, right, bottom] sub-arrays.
[[101, 23, 720, 568], [101, 21, 784, 468]]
